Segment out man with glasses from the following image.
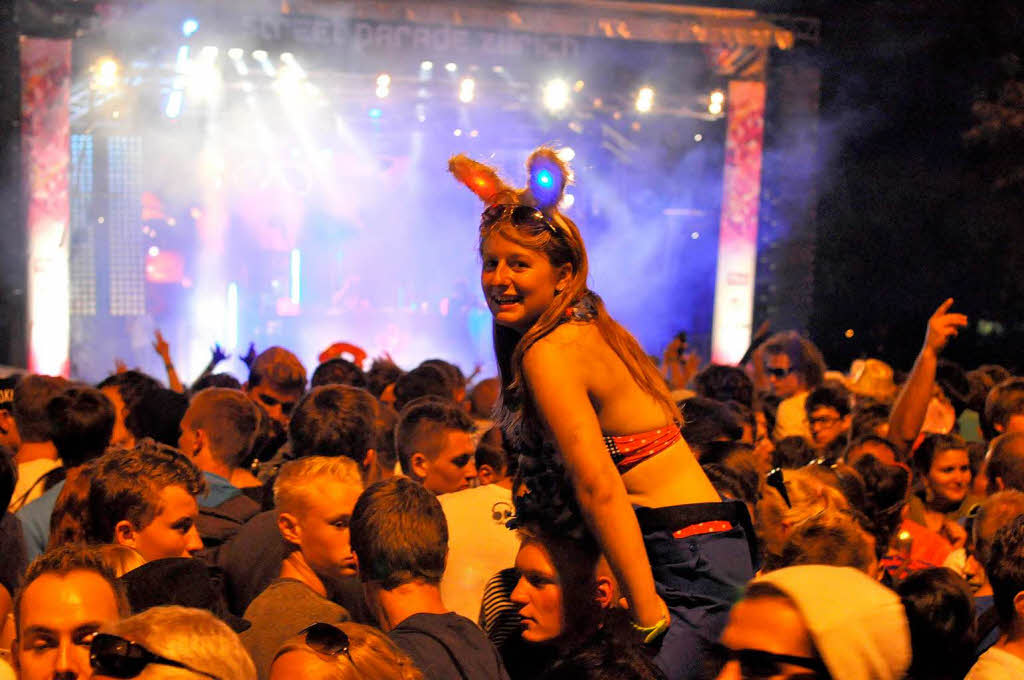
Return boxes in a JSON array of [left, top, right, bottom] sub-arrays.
[[91, 606, 254, 680], [244, 348, 306, 430], [761, 332, 827, 442], [713, 565, 910, 680], [804, 382, 853, 459], [11, 545, 128, 680]]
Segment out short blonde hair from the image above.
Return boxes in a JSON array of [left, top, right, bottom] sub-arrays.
[[273, 622, 424, 680], [274, 456, 364, 515], [97, 544, 147, 578], [106, 605, 256, 680]]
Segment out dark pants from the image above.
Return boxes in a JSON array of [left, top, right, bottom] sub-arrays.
[[637, 501, 756, 680]]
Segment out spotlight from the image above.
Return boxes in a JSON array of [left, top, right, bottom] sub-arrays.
[[376, 73, 391, 99], [453, 128, 463, 136], [148, 246, 160, 257], [175, 46, 190, 72], [228, 48, 248, 76], [458, 77, 475, 104], [573, 80, 585, 92], [542, 78, 571, 113], [200, 46, 218, 59], [420, 60, 434, 71], [445, 62, 458, 72], [368, 107, 383, 119], [561, 193, 575, 209], [709, 89, 725, 115], [253, 50, 275, 77], [694, 133, 703, 142], [91, 57, 119, 90], [181, 18, 199, 38], [635, 86, 655, 113], [556, 147, 575, 162]]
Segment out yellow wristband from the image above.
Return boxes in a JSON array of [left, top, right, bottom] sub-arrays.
[[631, 614, 671, 644]]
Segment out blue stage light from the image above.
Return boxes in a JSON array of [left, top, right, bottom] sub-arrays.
[[182, 19, 199, 38], [536, 169, 553, 188], [369, 107, 383, 119]]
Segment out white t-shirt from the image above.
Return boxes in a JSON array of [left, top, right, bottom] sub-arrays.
[[439, 484, 520, 621], [773, 391, 811, 441], [966, 646, 1024, 680], [9, 458, 61, 512]]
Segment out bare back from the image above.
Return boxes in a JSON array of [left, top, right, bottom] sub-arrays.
[[526, 322, 719, 508]]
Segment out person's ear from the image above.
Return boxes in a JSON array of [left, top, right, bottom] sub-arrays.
[[594, 574, 616, 609], [0, 409, 14, 434], [554, 263, 572, 293], [114, 519, 138, 548], [362, 449, 379, 477], [478, 464, 496, 486], [410, 452, 430, 482], [1013, 590, 1024, 621], [278, 512, 302, 546], [191, 428, 207, 457]]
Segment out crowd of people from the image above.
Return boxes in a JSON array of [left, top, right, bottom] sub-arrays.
[[0, 147, 1023, 680]]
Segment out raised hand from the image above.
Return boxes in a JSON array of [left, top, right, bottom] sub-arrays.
[[923, 298, 968, 356], [152, 330, 171, 361], [211, 343, 230, 365], [242, 342, 257, 369]]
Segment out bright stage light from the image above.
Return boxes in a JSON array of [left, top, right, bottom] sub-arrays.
[[91, 57, 119, 90], [421, 60, 434, 71], [376, 73, 391, 98], [536, 169, 554, 188], [445, 62, 457, 73], [182, 19, 199, 37], [635, 86, 655, 113], [148, 246, 160, 257], [200, 46, 218, 59], [542, 78, 571, 112], [561, 193, 575, 210], [164, 89, 183, 117], [228, 48, 243, 60], [556, 147, 575, 162], [228, 48, 248, 75], [694, 133, 703, 142], [458, 77, 475, 103], [188, 51, 222, 102], [175, 45, 190, 72], [252, 50, 276, 76], [369, 107, 383, 119], [709, 89, 725, 115]]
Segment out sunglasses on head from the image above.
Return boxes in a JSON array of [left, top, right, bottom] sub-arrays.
[[301, 622, 353, 662], [90, 633, 220, 680], [707, 642, 827, 679], [480, 204, 557, 235]]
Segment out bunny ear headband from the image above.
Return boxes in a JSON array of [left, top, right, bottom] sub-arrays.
[[449, 147, 573, 223]]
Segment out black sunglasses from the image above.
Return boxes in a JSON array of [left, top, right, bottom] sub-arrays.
[[480, 204, 557, 235], [766, 467, 792, 508], [765, 366, 795, 379], [301, 622, 353, 662], [707, 642, 827, 679], [90, 633, 220, 680]]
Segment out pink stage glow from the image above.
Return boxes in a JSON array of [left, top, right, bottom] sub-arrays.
[[21, 37, 72, 377], [711, 79, 766, 364]]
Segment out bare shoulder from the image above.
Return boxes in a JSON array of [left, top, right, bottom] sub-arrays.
[[523, 323, 597, 367]]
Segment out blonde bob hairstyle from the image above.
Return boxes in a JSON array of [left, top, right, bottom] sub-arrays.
[[271, 622, 424, 680]]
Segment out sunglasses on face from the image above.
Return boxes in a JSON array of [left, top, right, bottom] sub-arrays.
[[480, 204, 557, 235], [90, 633, 220, 680], [707, 642, 827, 679], [765, 367, 795, 379]]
